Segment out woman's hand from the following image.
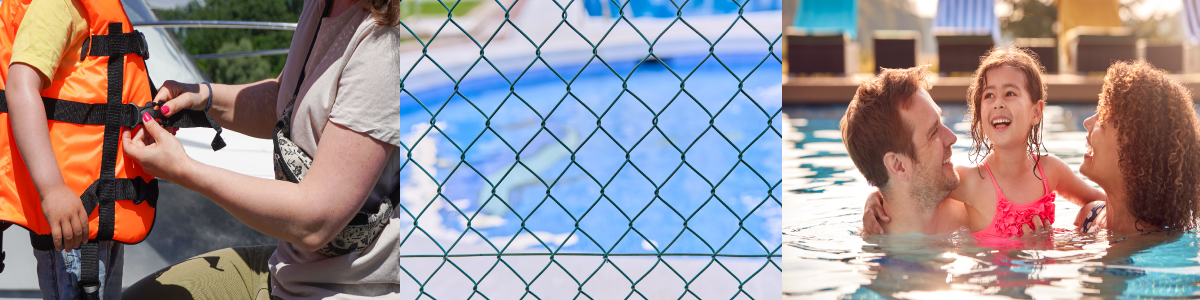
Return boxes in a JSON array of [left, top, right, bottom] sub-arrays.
[[153, 80, 208, 118], [121, 112, 190, 181]]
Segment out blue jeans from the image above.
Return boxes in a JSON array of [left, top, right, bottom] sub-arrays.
[[34, 241, 123, 300]]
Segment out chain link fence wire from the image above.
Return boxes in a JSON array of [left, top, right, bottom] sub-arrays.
[[390, 0, 782, 298]]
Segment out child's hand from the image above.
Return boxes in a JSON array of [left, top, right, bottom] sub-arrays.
[[862, 190, 890, 235], [40, 186, 88, 251], [153, 80, 205, 118]]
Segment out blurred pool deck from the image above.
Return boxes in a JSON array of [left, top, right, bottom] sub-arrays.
[[785, 73, 1200, 104]]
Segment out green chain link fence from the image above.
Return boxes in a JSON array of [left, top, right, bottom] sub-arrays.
[[386, 0, 782, 298]]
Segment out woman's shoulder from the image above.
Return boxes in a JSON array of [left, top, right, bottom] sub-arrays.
[[352, 10, 404, 46], [341, 14, 403, 68]]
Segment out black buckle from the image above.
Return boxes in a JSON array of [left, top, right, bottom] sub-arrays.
[[0, 222, 6, 274], [134, 30, 149, 60], [129, 177, 157, 205], [134, 102, 164, 127], [81, 283, 100, 300]]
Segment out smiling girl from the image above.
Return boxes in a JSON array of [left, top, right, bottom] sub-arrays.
[[953, 47, 1105, 240]]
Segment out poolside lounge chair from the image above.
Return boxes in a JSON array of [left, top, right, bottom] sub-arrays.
[[933, 0, 999, 76], [874, 30, 919, 73], [1067, 27, 1136, 75], [1183, 0, 1200, 73], [788, 0, 858, 76], [1016, 38, 1058, 74], [1057, 0, 1132, 75], [1142, 40, 1185, 74]]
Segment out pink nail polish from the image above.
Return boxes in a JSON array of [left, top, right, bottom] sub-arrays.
[[161, 105, 170, 115], [143, 112, 151, 122]]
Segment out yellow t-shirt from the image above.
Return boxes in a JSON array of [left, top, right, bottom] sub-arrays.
[[10, 0, 88, 90]]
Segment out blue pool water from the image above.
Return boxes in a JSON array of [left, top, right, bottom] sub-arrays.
[[784, 104, 1200, 299], [396, 54, 781, 256], [582, 0, 783, 18]]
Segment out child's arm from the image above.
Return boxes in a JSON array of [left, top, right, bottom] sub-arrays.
[[1042, 155, 1106, 206], [946, 165, 981, 208], [861, 190, 889, 235], [859, 165, 977, 235], [6, 63, 89, 251]]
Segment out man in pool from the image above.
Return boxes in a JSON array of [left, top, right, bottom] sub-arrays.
[[844, 66, 1051, 236], [840, 66, 969, 235]]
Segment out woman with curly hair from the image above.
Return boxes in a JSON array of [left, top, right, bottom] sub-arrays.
[[1076, 60, 1200, 233]]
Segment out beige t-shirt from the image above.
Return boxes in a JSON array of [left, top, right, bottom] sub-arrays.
[[268, 0, 405, 298]]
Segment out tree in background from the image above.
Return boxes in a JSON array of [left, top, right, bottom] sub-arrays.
[[211, 37, 274, 84], [998, 0, 1056, 39], [1120, 0, 1183, 44], [999, 0, 1180, 42], [155, 0, 304, 84]]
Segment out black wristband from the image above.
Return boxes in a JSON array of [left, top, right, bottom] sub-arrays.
[[201, 82, 213, 112]]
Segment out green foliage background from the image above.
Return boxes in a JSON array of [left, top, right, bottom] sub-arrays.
[[153, 0, 480, 84], [154, 0, 305, 84]]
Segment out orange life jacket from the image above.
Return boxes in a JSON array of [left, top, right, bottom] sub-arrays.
[[0, 0, 160, 245], [0, 0, 224, 290]]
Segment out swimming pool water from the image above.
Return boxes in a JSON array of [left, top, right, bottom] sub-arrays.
[[394, 54, 782, 256], [784, 104, 1200, 299]]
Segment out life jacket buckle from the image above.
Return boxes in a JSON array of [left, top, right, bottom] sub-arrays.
[[130, 178, 147, 205], [134, 102, 164, 127], [133, 30, 149, 60]]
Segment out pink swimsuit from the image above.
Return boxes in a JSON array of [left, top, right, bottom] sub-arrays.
[[972, 161, 1056, 239]]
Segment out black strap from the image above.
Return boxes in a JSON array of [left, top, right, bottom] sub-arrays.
[[165, 108, 227, 150], [79, 30, 148, 61], [29, 230, 54, 251], [0, 222, 9, 273], [291, 0, 336, 99], [78, 177, 160, 213], [26, 176, 157, 251], [0, 93, 226, 150], [78, 22, 128, 297], [79, 242, 100, 299]]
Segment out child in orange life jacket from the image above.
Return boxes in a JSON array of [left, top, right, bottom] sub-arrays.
[[862, 47, 1106, 240], [5, 0, 123, 298]]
